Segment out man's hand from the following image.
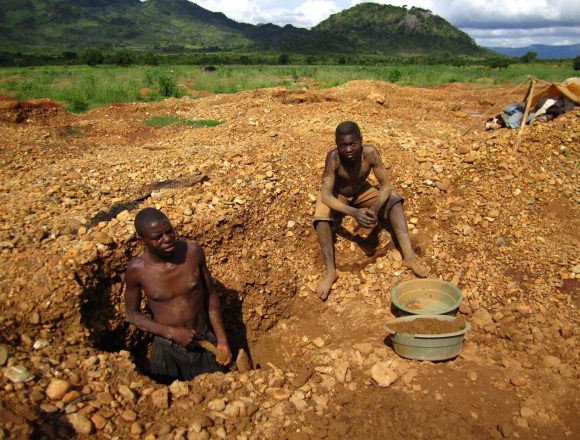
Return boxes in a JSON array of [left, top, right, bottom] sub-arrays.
[[167, 326, 197, 347], [217, 343, 233, 366], [354, 208, 378, 228]]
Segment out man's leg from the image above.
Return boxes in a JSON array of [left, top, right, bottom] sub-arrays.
[[387, 202, 430, 277], [315, 220, 338, 301]]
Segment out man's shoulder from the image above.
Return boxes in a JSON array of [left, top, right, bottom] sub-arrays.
[[324, 148, 340, 168], [185, 240, 204, 258], [362, 144, 381, 161], [126, 254, 146, 275]]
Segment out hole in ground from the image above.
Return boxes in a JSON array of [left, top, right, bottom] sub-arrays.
[[75, 235, 296, 382]]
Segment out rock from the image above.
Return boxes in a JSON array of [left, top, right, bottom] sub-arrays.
[[312, 337, 325, 348], [46, 379, 71, 400], [510, 375, 527, 387], [151, 387, 169, 409], [4, 365, 34, 383], [93, 231, 114, 245], [121, 409, 137, 422], [222, 403, 240, 418], [0, 345, 8, 366], [33, 339, 50, 350], [91, 413, 107, 430], [370, 362, 399, 387], [117, 384, 136, 403], [130, 422, 143, 435], [466, 371, 478, 381], [169, 380, 189, 399], [67, 413, 93, 435], [520, 406, 535, 419], [188, 429, 210, 440], [542, 355, 561, 369], [207, 398, 226, 412], [472, 308, 493, 327], [334, 361, 350, 383]]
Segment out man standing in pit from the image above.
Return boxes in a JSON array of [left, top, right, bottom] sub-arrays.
[[124, 208, 232, 381]]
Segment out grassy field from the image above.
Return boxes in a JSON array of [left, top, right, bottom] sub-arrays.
[[0, 63, 576, 112]]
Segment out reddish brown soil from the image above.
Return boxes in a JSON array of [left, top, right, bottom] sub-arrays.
[[388, 317, 466, 334], [0, 81, 578, 439]]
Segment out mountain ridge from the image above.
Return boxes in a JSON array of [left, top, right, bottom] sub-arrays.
[[0, 0, 485, 55]]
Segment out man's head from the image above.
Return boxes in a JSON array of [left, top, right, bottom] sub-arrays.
[[335, 121, 363, 163], [134, 208, 176, 257]]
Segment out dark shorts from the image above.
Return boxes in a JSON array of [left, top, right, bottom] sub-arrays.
[[150, 331, 227, 382]]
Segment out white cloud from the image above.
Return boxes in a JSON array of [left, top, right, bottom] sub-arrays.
[[194, 0, 339, 27], [191, 1, 580, 45], [349, 0, 580, 27]]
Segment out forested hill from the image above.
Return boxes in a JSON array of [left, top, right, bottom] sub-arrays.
[[312, 3, 483, 55], [0, 0, 485, 55]]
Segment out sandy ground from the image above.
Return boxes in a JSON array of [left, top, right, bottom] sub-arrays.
[[0, 80, 578, 439]]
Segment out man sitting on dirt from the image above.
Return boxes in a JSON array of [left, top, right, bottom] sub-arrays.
[[313, 121, 429, 300], [124, 207, 232, 381]]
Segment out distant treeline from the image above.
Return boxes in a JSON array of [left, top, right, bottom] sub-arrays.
[[0, 49, 576, 69]]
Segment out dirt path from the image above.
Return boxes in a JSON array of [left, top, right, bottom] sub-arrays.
[[0, 81, 578, 439]]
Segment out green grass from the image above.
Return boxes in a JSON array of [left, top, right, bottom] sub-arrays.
[[144, 115, 223, 128], [0, 62, 576, 111]]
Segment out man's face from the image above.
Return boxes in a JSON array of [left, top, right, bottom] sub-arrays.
[[336, 133, 362, 163], [141, 218, 176, 257]]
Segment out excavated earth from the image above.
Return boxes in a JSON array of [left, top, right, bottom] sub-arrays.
[[0, 80, 578, 440]]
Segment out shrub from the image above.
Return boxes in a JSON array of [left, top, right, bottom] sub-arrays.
[[387, 69, 402, 83], [67, 97, 89, 113], [143, 51, 159, 66], [278, 54, 290, 65], [487, 56, 511, 69], [158, 74, 177, 97], [111, 49, 134, 67], [80, 48, 104, 67], [573, 56, 580, 71]]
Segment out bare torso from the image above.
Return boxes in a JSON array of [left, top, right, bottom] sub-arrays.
[[331, 144, 374, 196], [131, 241, 209, 334]]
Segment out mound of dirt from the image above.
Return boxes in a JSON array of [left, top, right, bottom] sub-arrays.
[[0, 80, 578, 439], [0, 96, 66, 124]]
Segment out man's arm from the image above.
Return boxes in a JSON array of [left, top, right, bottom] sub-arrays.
[[124, 260, 196, 346], [320, 151, 358, 217], [199, 246, 232, 366], [367, 146, 392, 216], [320, 150, 377, 227]]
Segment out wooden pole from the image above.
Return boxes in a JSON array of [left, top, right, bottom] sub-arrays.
[[462, 77, 530, 136], [514, 78, 535, 150]]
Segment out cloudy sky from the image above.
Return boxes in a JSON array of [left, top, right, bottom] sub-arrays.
[[192, 0, 580, 47]]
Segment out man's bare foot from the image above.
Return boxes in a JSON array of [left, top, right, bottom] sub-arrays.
[[316, 270, 338, 301], [403, 257, 430, 278]]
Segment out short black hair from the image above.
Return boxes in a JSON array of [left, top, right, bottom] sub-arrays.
[[134, 207, 169, 237], [335, 121, 361, 139]]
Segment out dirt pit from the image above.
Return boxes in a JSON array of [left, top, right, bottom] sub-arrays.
[[1, 80, 579, 439]]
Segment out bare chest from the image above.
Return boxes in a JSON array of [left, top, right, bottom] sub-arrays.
[[141, 266, 202, 302]]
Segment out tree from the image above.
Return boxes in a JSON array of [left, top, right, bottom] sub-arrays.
[[487, 56, 511, 70], [80, 48, 104, 67], [111, 49, 133, 67], [520, 51, 538, 63], [573, 56, 580, 71], [278, 53, 290, 65], [143, 51, 159, 66]]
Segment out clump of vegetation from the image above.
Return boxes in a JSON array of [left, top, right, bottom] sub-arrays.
[[573, 56, 580, 71], [144, 115, 224, 128], [111, 49, 134, 67], [157, 74, 184, 98], [80, 48, 104, 67], [67, 97, 89, 113]]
